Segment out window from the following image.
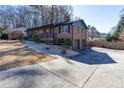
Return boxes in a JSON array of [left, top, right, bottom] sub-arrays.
[[50, 28, 52, 34], [60, 25, 69, 32], [77, 26, 80, 31], [44, 28, 45, 35], [63, 25, 68, 32], [59, 26, 61, 33]]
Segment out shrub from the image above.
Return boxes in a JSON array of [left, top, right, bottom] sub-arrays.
[[58, 39, 62, 45], [0, 27, 4, 35], [54, 39, 62, 45], [53, 39, 58, 45], [64, 39, 72, 47], [54, 38, 72, 49], [106, 31, 120, 42], [105, 33, 112, 42], [32, 33, 41, 43], [60, 39, 72, 54], [112, 31, 120, 41], [0, 33, 8, 39]]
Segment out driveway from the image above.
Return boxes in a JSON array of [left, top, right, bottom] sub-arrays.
[[38, 47, 124, 88], [0, 40, 124, 88]]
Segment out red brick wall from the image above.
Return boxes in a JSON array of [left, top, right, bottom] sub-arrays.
[[54, 25, 72, 39], [72, 24, 86, 49]]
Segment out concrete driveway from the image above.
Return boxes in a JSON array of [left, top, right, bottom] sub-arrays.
[[0, 40, 124, 88], [38, 47, 124, 88]]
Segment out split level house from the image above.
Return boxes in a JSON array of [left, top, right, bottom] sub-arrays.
[[26, 19, 88, 50]]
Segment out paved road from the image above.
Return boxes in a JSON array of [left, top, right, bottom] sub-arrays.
[[0, 40, 124, 88]]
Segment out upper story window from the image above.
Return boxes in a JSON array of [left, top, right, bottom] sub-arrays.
[[63, 25, 68, 32], [77, 26, 80, 31], [59, 25, 70, 33]]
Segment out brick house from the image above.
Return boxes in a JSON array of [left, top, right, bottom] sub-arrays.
[[26, 19, 88, 50]]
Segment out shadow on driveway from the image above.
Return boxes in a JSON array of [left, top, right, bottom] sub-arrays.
[[70, 48, 117, 65]]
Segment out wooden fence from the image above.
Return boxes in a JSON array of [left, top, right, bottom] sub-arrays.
[[89, 40, 124, 50]]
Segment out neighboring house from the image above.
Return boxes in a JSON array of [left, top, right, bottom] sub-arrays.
[[8, 27, 27, 36], [26, 20, 88, 50], [8, 31, 24, 40], [7, 27, 27, 40], [87, 25, 106, 40], [99, 33, 106, 39]]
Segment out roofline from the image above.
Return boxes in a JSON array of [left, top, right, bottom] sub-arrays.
[[26, 19, 87, 31]]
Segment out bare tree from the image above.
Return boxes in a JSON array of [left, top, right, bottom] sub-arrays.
[[0, 5, 73, 30]]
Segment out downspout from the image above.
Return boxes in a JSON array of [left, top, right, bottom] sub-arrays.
[[71, 23, 74, 50], [85, 27, 87, 47], [53, 25, 55, 44]]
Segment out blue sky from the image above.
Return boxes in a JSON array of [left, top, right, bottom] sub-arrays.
[[73, 5, 124, 33]]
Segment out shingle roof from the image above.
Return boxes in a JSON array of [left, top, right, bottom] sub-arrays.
[[26, 19, 87, 31]]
